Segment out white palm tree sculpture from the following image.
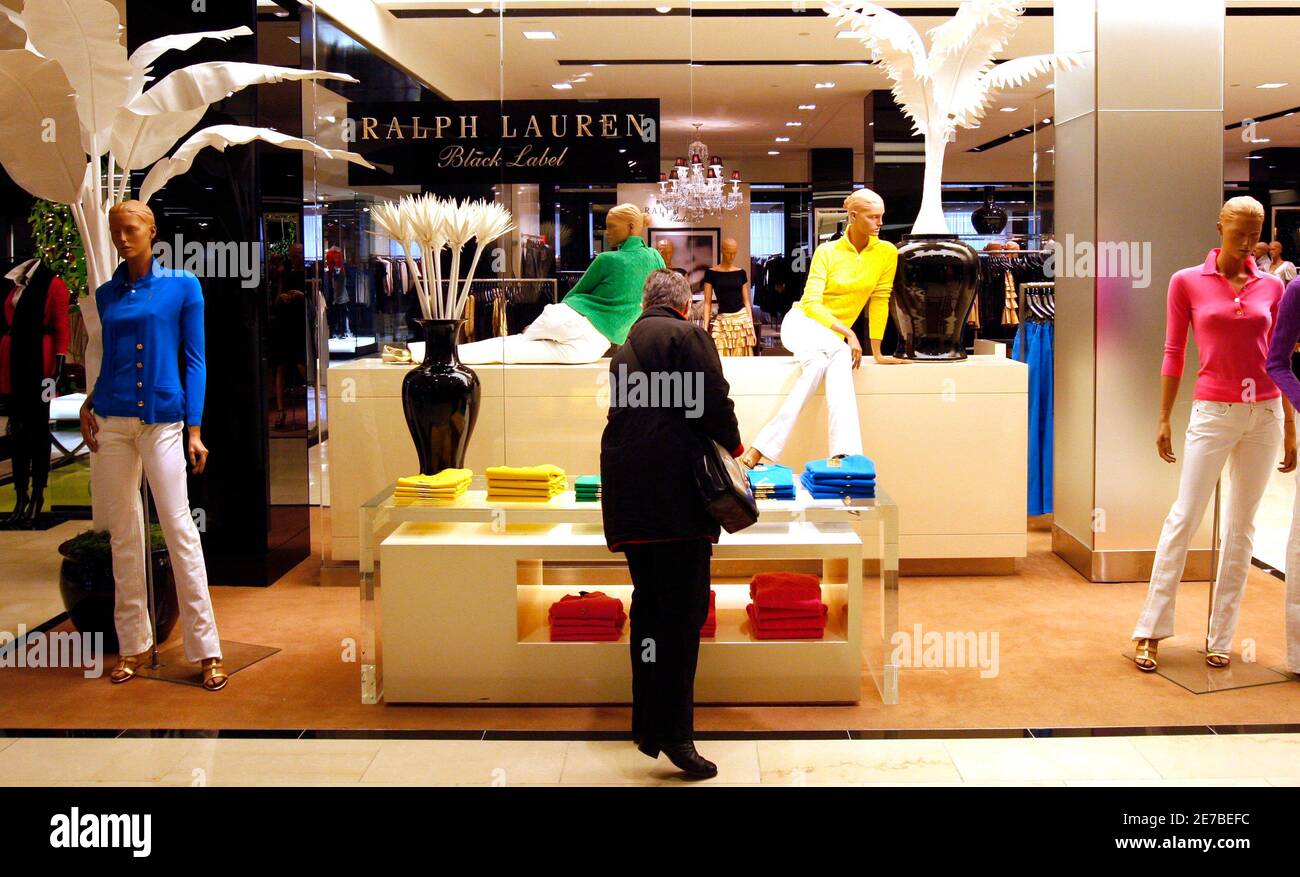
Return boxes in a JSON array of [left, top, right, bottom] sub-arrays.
[[826, 0, 1085, 235], [0, 0, 374, 393]]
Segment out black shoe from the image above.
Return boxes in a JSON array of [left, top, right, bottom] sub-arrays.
[[636, 740, 660, 759], [6, 493, 28, 527], [24, 490, 44, 524], [661, 742, 717, 779]]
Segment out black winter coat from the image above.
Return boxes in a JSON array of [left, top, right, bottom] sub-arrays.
[[600, 305, 742, 550]]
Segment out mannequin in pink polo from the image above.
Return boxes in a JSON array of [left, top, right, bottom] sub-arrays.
[[1132, 196, 1296, 672]]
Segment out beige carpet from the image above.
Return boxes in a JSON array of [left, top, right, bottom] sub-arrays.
[[2, 526, 1297, 731]]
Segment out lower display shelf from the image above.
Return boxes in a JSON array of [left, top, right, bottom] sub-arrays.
[[516, 583, 851, 645]]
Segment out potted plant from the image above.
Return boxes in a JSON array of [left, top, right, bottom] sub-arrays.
[[827, 0, 1083, 359], [57, 525, 179, 654]]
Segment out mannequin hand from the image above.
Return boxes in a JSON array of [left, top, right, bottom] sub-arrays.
[[1282, 424, 1297, 474], [845, 334, 863, 369], [187, 428, 209, 475], [873, 353, 909, 365], [1156, 420, 1175, 463], [80, 400, 99, 453]]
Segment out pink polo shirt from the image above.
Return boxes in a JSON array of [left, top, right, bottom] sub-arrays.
[[1162, 248, 1285, 403]]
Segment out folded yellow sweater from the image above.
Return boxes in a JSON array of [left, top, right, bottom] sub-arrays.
[[398, 469, 473, 490], [487, 485, 565, 497], [486, 464, 566, 483]]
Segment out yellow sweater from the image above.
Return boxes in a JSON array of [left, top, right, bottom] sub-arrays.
[[797, 234, 899, 340]]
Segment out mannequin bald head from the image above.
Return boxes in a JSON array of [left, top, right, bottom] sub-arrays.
[[843, 188, 885, 247]]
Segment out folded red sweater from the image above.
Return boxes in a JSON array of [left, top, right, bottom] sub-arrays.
[[551, 623, 625, 636], [750, 573, 822, 607], [751, 627, 825, 640], [551, 631, 622, 642], [747, 604, 828, 632], [548, 592, 625, 622]]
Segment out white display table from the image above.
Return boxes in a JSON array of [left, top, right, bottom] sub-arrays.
[[328, 345, 1026, 566], [359, 481, 900, 706]]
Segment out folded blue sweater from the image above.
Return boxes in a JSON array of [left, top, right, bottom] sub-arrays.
[[803, 455, 876, 481], [800, 471, 875, 498]]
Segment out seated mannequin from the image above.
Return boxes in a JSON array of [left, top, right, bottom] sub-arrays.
[[459, 204, 664, 364]]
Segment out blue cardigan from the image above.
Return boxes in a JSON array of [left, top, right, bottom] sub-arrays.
[[92, 262, 206, 426]]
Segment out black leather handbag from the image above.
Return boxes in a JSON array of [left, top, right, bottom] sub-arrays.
[[625, 332, 758, 534]]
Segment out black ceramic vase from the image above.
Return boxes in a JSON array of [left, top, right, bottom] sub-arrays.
[[58, 546, 179, 654], [402, 319, 481, 475], [892, 234, 981, 361], [971, 186, 1008, 235]]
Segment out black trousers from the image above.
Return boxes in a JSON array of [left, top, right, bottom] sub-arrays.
[[4, 392, 53, 494], [623, 538, 712, 746]]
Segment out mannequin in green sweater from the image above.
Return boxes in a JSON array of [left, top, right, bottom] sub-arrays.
[[459, 203, 664, 364]]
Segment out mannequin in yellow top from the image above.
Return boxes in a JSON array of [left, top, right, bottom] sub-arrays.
[[742, 189, 906, 467]]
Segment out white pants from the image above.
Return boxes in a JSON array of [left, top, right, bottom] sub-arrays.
[[1133, 398, 1283, 652], [751, 307, 863, 462], [91, 415, 221, 662], [1282, 469, 1300, 672], [458, 303, 611, 364]]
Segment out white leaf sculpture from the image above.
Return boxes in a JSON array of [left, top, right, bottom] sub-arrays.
[[0, 50, 88, 203], [109, 105, 207, 170], [23, 0, 131, 157], [138, 124, 376, 204], [128, 62, 358, 115], [826, 0, 1087, 235], [127, 26, 253, 97]]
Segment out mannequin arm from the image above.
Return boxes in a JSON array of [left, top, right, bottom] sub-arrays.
[[1156, 375, 1181, 463]]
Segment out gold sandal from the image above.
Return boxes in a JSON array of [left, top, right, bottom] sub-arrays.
[[1206, 650, 1231, 668], [201, 658, 228, 691], [109, 650, 151, 684], [1134, 638, 1158, 672]]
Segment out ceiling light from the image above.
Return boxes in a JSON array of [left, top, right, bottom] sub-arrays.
[[551, 82, 573, 90], [815, 81, 836, 89], [1000, 106, 1017, 113], [593, 63, 608, 67], [1252, 138, 1272, 144], [785, 121, 803, 127], [287, 35, 300, 43], [768, 150, 781, 155], [1248, 155, 1263, 159], [1042, 117, 1051, 124], [836, 31, 859, 39], [467, 6, 485, 13], [798, 104, 816, 110], [523, 31, 556, 40], [775, 136, 791, 142], [655, 4, 672, 12], [1257, 82, 1288, 89], [1046, 83, 1055, 90]]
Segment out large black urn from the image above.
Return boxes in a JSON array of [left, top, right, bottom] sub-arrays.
[[892, 234, 980, 361], [58, 528, 179, 654], [971, 186, 1008, 235], [402, 319, 481, 475]]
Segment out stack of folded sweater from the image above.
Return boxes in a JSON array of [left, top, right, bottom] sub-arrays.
[[486, 464, 566, 501], [746, 572, 828, 640], [394, 468, 473, 500], [548, 592, 626, 641], [575, 474, 602, 503], [701, 590, 717, 638], [800, 455, 876, 499], [747, 464, 795, 501]]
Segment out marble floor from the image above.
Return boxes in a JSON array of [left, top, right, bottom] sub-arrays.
[[0, 519, 86, 637], [0, 731, 1295, 786]]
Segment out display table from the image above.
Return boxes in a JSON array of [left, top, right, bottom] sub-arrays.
[[359, 481, 899, 706], [328, 345, 1026, 566]]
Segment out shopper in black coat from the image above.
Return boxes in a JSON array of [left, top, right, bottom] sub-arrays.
[[600, 269, 743, 780]]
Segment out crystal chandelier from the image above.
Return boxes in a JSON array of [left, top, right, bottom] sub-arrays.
[[653, 125, 744, 222]]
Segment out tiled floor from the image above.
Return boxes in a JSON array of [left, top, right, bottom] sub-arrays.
[[0, 519, 85, 637], [0, 732, 1295, 786]]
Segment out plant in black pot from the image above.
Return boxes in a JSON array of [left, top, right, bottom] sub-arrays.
[[829, 0, 1082, 360], [372, 196, 516, 474], [57, 526, 179, 654]]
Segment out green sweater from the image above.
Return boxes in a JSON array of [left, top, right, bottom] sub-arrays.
[[562, 236, 665, 345]]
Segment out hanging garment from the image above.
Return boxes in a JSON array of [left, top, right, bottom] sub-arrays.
[[1002, 270, 1020, 327], [711, 308, 757, 356], [1013, 318, 1054, 515]]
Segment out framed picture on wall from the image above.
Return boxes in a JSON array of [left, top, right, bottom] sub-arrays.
[[1274, 207, 1300, 263], [649, 228, 720, 296]]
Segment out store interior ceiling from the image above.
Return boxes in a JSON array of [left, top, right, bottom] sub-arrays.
[[327, 0, 1300, 185]]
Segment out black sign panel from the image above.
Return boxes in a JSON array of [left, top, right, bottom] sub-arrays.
[[346, 99, 660, 186]]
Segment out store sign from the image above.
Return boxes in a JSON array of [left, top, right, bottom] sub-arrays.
[[346, 99, 660, 185]]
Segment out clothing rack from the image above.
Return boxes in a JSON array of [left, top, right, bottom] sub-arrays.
[[1018, 281, 1056, 324], [419, 278, 560, 343]]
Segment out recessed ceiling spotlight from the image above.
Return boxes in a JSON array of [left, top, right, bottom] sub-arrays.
[[786, 121, 803, 127], [1042, 117, 1051, 124], [523, 31, 556, 40], [592, 63, 608, 67], [1257, 82, 1288, 89], [552, 82, 573, 90], [775, 136, 791, 142], [814, 81, 836, 89], [1000, 106, 1017, 112], [768, 150, 781, 155], [798, 104, 816, 110], [655, 4, 672, 12], [1253, 138, 1272, 143], [1248, 155, 1263, 159], [467, 6, 485, 13], [1046, 83, 1055, 90]]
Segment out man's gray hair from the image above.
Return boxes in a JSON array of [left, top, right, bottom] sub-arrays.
[[642, 268, 692, 311]]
